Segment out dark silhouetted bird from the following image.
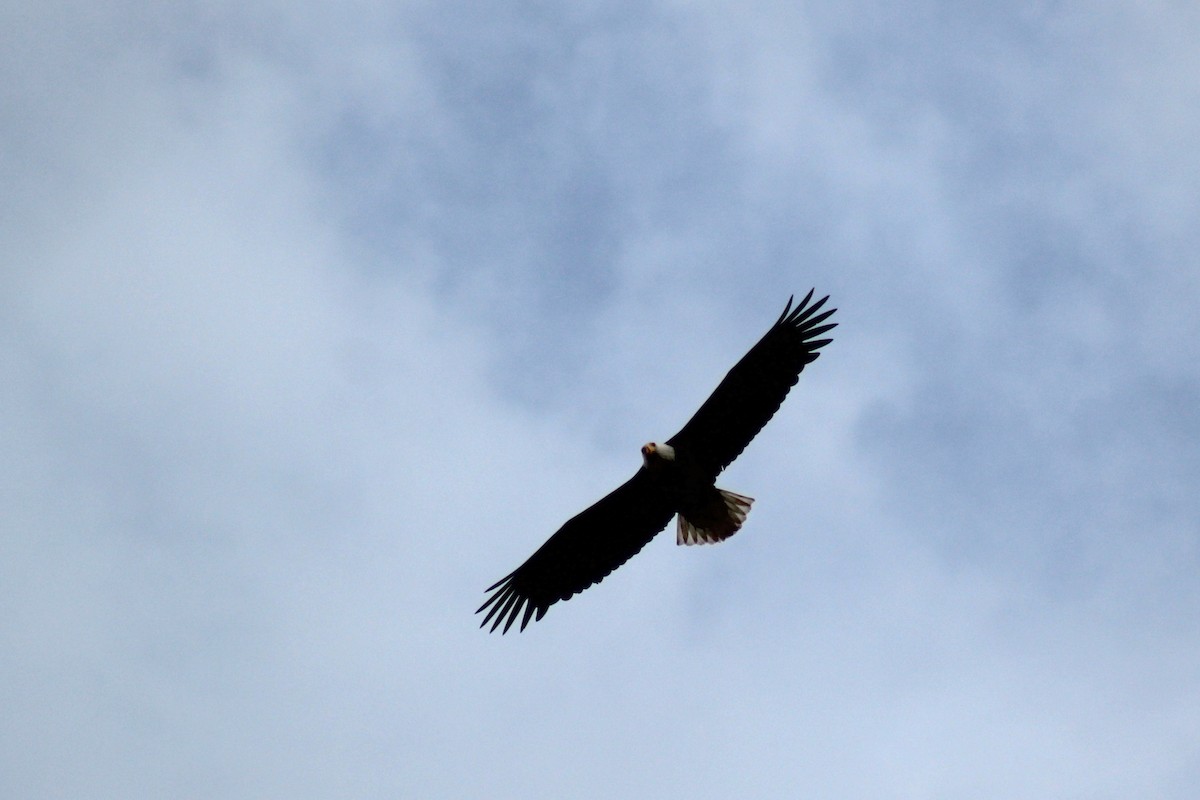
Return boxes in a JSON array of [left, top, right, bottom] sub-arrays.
[[478, 291, 836, 632]]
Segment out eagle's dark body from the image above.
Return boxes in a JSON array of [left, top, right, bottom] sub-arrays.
[[478, 291, 837, 633]]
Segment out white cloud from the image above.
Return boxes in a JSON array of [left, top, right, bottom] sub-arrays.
[[3, 2, 1199, 798]]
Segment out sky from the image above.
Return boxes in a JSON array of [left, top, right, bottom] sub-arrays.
[[3, 1, 1199, 797]]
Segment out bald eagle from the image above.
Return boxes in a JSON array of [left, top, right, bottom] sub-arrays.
[[478, 291, 836, 633]]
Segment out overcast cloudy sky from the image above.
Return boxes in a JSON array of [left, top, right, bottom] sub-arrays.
[[4, 2, 1199, 797]]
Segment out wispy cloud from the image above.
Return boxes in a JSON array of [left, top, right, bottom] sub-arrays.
[[3, 2, 1198, 797]]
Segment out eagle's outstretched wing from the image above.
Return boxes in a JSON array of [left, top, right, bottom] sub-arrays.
[[666, 290, 836, 481], [477, 469, 676, 633]]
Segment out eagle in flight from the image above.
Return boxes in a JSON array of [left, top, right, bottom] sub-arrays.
[[478, 291, 837, 633]]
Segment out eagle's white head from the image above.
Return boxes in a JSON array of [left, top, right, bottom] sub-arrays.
[[640, 442, 676, 466]]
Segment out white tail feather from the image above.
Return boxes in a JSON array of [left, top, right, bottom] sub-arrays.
[[677, 490, 754, 545]]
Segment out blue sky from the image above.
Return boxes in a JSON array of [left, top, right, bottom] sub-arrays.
[[4, 2, 1199, 797]]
